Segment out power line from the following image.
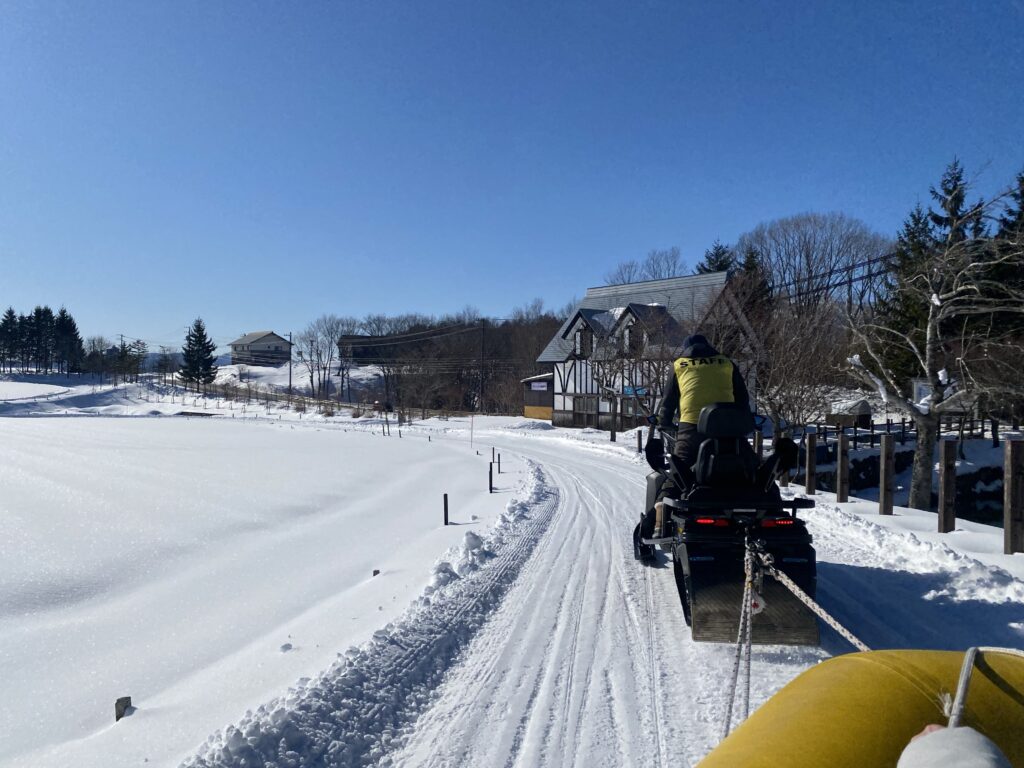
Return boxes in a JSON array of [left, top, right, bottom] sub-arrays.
[[762, 253, 892, 296]]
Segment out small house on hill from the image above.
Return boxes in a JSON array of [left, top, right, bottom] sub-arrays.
[[536, 272, 756, 429], [228, 331, 292, 367]]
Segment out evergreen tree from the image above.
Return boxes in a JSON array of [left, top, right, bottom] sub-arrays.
[[17, 313, 31, 371], [928, 159, 983, 244], [735, 245, 772, 320], [877, 204, 935, 384], [53, 308, 85, 375], [130, 339, 148, 382], [180, 318, 218, 390], [694, 240, 736, 275], [998, 170, 1024, 240], [0, 307, 16, 373], [992, 170, 1024, 330], [116, 339, 131, 383], [28, 305, 56, 372]]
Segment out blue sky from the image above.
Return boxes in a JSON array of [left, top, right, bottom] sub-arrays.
[[1, 0, 1022, 350]]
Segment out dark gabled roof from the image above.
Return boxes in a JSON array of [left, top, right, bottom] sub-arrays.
[[561, 307, 614, 338], [611, 303, 686, 344], [538, 272, 728, 363], [228, 331, 290, 347]]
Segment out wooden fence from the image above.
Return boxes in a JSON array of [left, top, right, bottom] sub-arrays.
[[774, 420, 1022, 554]]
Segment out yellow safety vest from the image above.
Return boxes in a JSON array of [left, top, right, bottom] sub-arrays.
[[673, 354, 735, 424]]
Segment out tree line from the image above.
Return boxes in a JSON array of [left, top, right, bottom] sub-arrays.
[[0, 306, 86, 374], [293, 303, 564, 418]]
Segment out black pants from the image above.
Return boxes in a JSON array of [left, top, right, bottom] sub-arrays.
[[657, 423, 705, 502]]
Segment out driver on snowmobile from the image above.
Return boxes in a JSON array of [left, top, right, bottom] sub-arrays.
[[649, 333, 750, 537]]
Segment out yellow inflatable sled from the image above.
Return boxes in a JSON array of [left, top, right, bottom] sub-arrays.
[[699, 649, 1024, 767]]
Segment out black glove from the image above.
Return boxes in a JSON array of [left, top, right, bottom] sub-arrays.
[[646, 414, 658, 426]]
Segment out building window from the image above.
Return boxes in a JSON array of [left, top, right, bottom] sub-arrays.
[[626, 325, 644, 356], [575, 328, 593, 358]]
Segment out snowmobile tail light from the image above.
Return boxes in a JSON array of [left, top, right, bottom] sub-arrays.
[[761, 518, 795, 527], [694, 517, 729, 526]]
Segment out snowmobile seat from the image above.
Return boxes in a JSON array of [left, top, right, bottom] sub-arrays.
[[693, 404, 758, 489], [696, 403, 756, 438]]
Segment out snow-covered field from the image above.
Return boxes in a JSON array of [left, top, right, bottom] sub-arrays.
[[1, 374, 1022, 767], [215, 363, 382, 400]]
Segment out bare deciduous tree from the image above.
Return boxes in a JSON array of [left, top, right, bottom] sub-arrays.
[[736, 212, 891, 314], [605, 259, 642, 285], [848, 195, 1024, 510], [605, 247, 688, 285], [755, 301, 847, 430]]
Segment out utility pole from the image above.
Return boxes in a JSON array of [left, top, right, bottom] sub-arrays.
[[479, 318, 486, 413], [288, 331, 292, 399]]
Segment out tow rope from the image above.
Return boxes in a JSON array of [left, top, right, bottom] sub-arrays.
[[721, 534, 872, 739], [721, 541, 758, 740], [755, 546, 871, 654], [720, 541, 1024, 741]]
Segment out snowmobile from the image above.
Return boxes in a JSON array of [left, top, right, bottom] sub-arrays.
[[633, 403, 819, 645]]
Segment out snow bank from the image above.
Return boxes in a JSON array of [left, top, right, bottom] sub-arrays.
[[502, 419, 556, 431]]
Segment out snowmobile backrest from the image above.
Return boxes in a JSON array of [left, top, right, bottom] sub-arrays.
[[694, 437, 758, 488], [697, 404, 755, 438]]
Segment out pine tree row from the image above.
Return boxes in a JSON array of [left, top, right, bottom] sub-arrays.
[[0, 306, 86, 375]]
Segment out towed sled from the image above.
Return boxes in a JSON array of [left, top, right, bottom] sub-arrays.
[[700, 647, 1024, 767], [633, 403, 819, 646]]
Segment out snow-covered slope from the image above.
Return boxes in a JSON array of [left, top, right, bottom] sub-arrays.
[[1, 378, 1021, 767]]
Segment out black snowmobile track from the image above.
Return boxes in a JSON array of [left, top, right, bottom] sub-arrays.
[[685, 565, 819, 645]]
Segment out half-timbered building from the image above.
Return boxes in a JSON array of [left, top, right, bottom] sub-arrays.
[[536, 272, 756, 429]]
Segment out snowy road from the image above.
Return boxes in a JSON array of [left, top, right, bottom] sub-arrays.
[[390, 434, 825, 768]]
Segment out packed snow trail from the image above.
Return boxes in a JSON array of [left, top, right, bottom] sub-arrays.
[[388, 436, 826, 768]]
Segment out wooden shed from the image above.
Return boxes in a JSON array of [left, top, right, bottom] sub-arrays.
[[521, 373, 554, 420]]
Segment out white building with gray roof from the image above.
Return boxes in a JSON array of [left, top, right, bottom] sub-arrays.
[[536, 272, 755, 429], [228, 331, 292, 367]]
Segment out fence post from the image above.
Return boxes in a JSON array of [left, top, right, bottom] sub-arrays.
[[754, 430, 763, 461], [852, 425, 859, 451], [992, 419, 999, 448], [804, 432, 817, 495], [938, 438, 957, 533], [115, 696, 132, 722], [879, 434, 894, 515], [869, 421, 876, 449], [837, 432, 850, 503], [779, 430, 790, 487], [497, 453, 501, 473], [900, 418, 906, 446], [637, 430, 642, 454], [444, 493, 449, 526], [489, 463, 493, 493], [1005, 439, 1024, 554]]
